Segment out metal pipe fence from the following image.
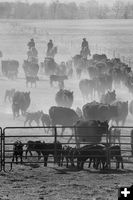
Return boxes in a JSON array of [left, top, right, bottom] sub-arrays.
[[0, 126, 133, 172], [0, 127, 2, 171]]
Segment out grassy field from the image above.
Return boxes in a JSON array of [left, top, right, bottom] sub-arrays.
[[0, 19, 133, 200]]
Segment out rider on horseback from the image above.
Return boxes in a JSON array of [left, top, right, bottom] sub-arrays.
[[27, 39, 38, 64], [30, 46, 38, 64], [27, 38, 35, 50], [47, 39, 53, 56], [81, 38, 89, 50], [80, 38, 90, 59]]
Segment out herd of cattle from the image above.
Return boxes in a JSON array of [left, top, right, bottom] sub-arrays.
[[2, 51, 133, 170]]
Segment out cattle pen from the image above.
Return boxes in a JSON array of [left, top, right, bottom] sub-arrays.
[[0, 125, 133, 173]]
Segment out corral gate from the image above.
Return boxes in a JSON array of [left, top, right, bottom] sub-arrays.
[[0, 128, 2, 171], [0, 126, 133, 172]]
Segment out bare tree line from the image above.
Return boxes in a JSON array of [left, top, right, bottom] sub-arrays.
[[0, 0, 133, 19]]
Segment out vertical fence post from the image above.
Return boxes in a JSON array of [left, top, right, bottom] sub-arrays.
[[107, 126, 111, 170], [131, 130, 133, 157], [54, 127, 57, 165], [2, 128, 5, 172], [0, 128, 3, 171]]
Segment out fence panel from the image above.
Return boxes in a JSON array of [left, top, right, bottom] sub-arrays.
[[109, 126, 133, 170], [2, 125, 108, 171], [3, 126, 56, 172], [0, 127, 2, 171], [1, 125, 133, 172]]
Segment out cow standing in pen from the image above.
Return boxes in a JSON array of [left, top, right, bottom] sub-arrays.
[[12, 140, 24, 164]]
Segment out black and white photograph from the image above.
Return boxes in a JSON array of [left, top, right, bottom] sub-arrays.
[[0, 0, 133, 199]]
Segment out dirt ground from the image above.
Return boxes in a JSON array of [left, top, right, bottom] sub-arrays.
[[0, 163, 133, 200]]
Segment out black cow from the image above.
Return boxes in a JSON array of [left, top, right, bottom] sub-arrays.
[[1, 60, 19, 79], [92, 54, 107, 62], [82, 101, 128, 125], [71, 120, 108, 148], [49, 106, 79, 135], [62, 145, 76, 168], [75, 144, 106, 170], [50, 75, 68, 87], [39, 141, 62, 167], [12, 91, 31, 119], [107, 145, 124, 169], [12, 140, 24, 164], [79, 79, 96, 100], [25, 140, 42, 160], [55, 89, 74, 108]]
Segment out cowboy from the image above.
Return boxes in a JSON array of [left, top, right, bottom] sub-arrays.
[[31, 46, 38, 58], [31, 46, 38, 64], [47, 39, 53, 55], [80, 38, 90, 58], [81, 38, 89, 50], [27, 38, 35, 50]]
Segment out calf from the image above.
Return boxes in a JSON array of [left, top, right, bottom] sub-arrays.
[[50, 75, 68, 87], [25, 140, 42, 160], [12, 140, 24, 164], [4, 88, 15, 103], [39, 141, 62, 167], [24, 111, 43, 127], [62, 145, 76, 168], [75, 144, 106, 170], [107, 145, 124, 169]]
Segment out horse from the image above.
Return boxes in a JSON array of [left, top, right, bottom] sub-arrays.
[[23, 60, 39, 77], [47, 46, 57, 58], [80, 46, 91, 59]]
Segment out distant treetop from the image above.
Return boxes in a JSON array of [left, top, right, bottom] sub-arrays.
[[0, 1, 132, 19]]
